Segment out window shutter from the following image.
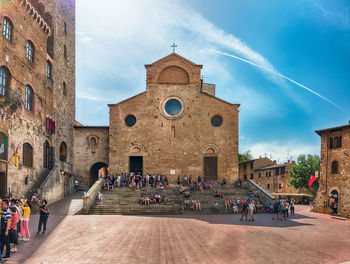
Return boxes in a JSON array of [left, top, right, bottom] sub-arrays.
[[48, 146, 55, 170], [43, 142, 47, 168]]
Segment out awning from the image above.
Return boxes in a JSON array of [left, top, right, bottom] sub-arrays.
[[269, 193, 313, 197]]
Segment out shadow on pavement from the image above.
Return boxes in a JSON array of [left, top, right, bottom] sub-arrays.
[[146, 213, 314, 228]]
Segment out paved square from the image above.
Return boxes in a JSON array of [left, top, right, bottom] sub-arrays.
[[5, 205, 350, 264]]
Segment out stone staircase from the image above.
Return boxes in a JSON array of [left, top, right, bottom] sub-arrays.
[[89, 183, 256, 215]]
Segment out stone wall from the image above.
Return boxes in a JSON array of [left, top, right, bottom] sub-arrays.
[[0, 0, 75, 198], [39, 161, 74, 204], [73, 126, 109, 187], [108, 53, 239, 183], [83, 178, 104, 214], [242, 180, 275, 206], [314, 124, 350, 218]]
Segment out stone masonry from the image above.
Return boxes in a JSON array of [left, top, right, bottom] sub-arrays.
[[0, 0, 75, 198], [73, 125, 109, 187], [314, 122, 350, 218], [107, 53, 240, 183]]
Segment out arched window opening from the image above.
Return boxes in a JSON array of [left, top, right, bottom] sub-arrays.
[[46, 60, 52, 80], [23, 143, 33, 167], [59, 141, 67, 162], [329, 137, 333, 149], [25, 85, 34, 111], [43, 141, 54, 169], [63, 45, 67, 59], [62, 82, 67, 96], [331, 161, 338, 174], [0, 132, 8, 160], [0, 66, 10, 96], [2, 17, 13, 42], [26, 40, 35, 62]]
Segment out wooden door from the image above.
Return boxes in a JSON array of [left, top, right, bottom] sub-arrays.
[[204, 157, 217, 181]]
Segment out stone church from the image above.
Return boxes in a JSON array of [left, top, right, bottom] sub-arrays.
[[74, 53, 240, 186]]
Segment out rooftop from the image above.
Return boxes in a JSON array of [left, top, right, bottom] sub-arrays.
[[315, 121, 350, 135]]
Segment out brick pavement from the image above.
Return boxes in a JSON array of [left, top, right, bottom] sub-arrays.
[[3, 200, 350, 264]]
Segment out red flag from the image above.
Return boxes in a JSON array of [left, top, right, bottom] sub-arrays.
[[308, 174, 316, 187]]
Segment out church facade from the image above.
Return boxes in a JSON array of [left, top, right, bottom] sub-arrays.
[[74, 53, 240, 185]]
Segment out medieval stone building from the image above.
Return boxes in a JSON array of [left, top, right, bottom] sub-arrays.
[[74, 53, 240, 185], [238, 158, 310, 200], [314, 122, 350, 218], [0, 0, 75, 202]]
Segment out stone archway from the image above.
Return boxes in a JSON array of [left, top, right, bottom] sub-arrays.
[[89, 162, 108, 187]]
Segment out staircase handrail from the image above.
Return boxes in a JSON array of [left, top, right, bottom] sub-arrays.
[[83, 178, 104, 214], [39, 164, 59, 190]]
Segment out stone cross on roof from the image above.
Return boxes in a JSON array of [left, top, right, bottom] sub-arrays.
[[171, 43, 177, 53]]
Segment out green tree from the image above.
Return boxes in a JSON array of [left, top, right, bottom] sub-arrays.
[[238, 150, 253, 163], [288, 154, 320, 196]]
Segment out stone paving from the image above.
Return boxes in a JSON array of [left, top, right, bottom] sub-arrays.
[[3, 195, 350, 264]]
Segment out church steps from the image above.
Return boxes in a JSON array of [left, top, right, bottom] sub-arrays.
[[88, 185, 258, 215]]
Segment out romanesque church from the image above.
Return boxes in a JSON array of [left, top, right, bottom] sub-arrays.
[[74, 53, 240, 186]]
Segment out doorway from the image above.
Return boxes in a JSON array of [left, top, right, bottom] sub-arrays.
[[0, 172, 7, 198], [130, 156, 143, 175], [204, 157, 217, 181], [89, 162, 108, 187]]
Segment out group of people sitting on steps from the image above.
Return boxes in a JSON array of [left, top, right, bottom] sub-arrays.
[[179, 200, 201, 213], [102, 172, 170, 190], [139, 194, 167, 205]]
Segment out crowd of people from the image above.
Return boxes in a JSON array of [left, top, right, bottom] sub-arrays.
[[103, 173, 171, 190], [0, 194, 49, 261], [267, 198, 296, 220], [139, 194, 167, 205]]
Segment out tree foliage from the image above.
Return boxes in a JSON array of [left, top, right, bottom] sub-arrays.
[[288, 154, 320, 196], [238, 150, 253, 163]]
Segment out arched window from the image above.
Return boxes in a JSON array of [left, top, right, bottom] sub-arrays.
[[23, 143, 33, 167], [63, 45, 67, 59], [64, 22, 67, 35], [329, 137, 333, 149], [0, 132, 8, 160], [46, 60, 52, 80], [331, 161, 338, 174], [2, 17, 13, 42], [25, 85, 34, 111], [59, 141, 67, 161], [62, 82, 67, 96], [26, 40, 34, 62], [0, 66, 10, 96]]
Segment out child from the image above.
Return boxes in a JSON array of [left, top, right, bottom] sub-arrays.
[[9, 207, 19, 252], [97, 192, 103, 204]]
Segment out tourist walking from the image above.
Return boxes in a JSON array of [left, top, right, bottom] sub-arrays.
[[20, 199, 31, 241], [290, 200, 295, 215], [272, 199, 280, 220], [248, 201, 255, 222], [1, 199, 12, 259], [37, 200, 49, 234], [240, 200, 249, 221]]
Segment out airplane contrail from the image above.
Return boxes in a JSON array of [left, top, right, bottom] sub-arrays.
[[210, 49, 343, 109]]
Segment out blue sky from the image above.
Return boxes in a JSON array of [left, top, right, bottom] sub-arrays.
[[76, 0, 350, 161]]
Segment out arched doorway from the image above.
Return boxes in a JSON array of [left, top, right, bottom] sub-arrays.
[[89, 162, 108, 186], [59, 141, 67, 162], [330, 190, 339, 214]]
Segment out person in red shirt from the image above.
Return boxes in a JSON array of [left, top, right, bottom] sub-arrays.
[[9, 207, 19, 252]]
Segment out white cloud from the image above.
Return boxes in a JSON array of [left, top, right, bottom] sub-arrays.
[[76, 0, 337, 128], [243, 141, 319, 162]]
